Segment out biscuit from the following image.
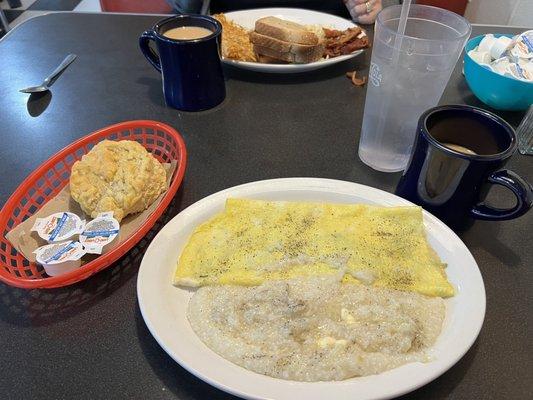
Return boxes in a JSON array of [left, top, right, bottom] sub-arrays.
[[70, 140, 167, 222]]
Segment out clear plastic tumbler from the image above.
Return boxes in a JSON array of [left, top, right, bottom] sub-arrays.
[[358, 5, 471, 172]]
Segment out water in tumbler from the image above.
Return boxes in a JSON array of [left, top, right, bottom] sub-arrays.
[[358, 5, 471, 172], [359, 54, 453, 171]]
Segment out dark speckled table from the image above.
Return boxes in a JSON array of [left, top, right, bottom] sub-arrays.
[[0, 13, 531, 400]]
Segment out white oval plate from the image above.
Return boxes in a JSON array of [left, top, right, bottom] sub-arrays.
[[220, 8, 365, 73], [137, 178, 486, 400]]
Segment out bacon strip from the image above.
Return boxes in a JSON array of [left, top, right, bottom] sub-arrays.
[[346, 71, 367, 86], [324, 27, 370, 57]]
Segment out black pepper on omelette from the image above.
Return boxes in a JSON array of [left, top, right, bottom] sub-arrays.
[[174, 199, 454, 298]]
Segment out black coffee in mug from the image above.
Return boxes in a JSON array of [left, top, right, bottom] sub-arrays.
[[428, 114, 500, 155], [396, 105, 532, 231]]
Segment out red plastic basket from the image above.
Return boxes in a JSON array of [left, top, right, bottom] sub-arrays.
[[0, 120, 187, 289]]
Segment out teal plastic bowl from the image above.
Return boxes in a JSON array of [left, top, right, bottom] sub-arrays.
[[464, 34, 533, 111]]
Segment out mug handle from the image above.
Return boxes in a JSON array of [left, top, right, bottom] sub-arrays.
[[139, 30, 161, 72], [471, 170, 533, 221]]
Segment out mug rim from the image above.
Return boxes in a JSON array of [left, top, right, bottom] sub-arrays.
[[153, 14, 222, 44], [421, 104, 517, 161]]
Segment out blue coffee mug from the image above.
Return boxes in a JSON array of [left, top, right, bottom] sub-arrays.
[[139, 15, 225, 111], [396, 105, 532, 231]]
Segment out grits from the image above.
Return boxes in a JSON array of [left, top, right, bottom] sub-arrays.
[[187, 277, 445, 381]]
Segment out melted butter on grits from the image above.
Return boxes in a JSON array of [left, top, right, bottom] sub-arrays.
[[174, 199, 454, 297], [187, 277, 445, 381]]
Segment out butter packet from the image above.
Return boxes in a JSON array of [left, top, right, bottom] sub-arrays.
[[79, 212, 120, 255], [467, 49, 491, 64], [509, 30, 533, 60], [478, 34, 496, 53], [31, 212, 85, 243], [34, 240, 85, 276], [491, 56, 512, 75], [509, 61, 533, 81], [490, 36, 513, 60]]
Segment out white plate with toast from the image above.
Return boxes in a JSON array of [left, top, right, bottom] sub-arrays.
[[138, 178, 486, 400], [220, 8, 366, 73]]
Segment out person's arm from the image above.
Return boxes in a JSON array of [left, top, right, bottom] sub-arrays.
[[344, 0, 383, 24], [165, 0, 204, 13]]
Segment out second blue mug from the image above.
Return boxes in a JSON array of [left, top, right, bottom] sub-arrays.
[[139, 15, 225, 111], [396, 105, 532, 231]]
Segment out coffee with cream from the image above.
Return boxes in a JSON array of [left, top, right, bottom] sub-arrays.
[[163, 26, 212, 40], [441, 143, 477, 155]]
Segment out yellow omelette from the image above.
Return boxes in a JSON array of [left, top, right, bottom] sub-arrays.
[[173, 198, 454, 297]]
